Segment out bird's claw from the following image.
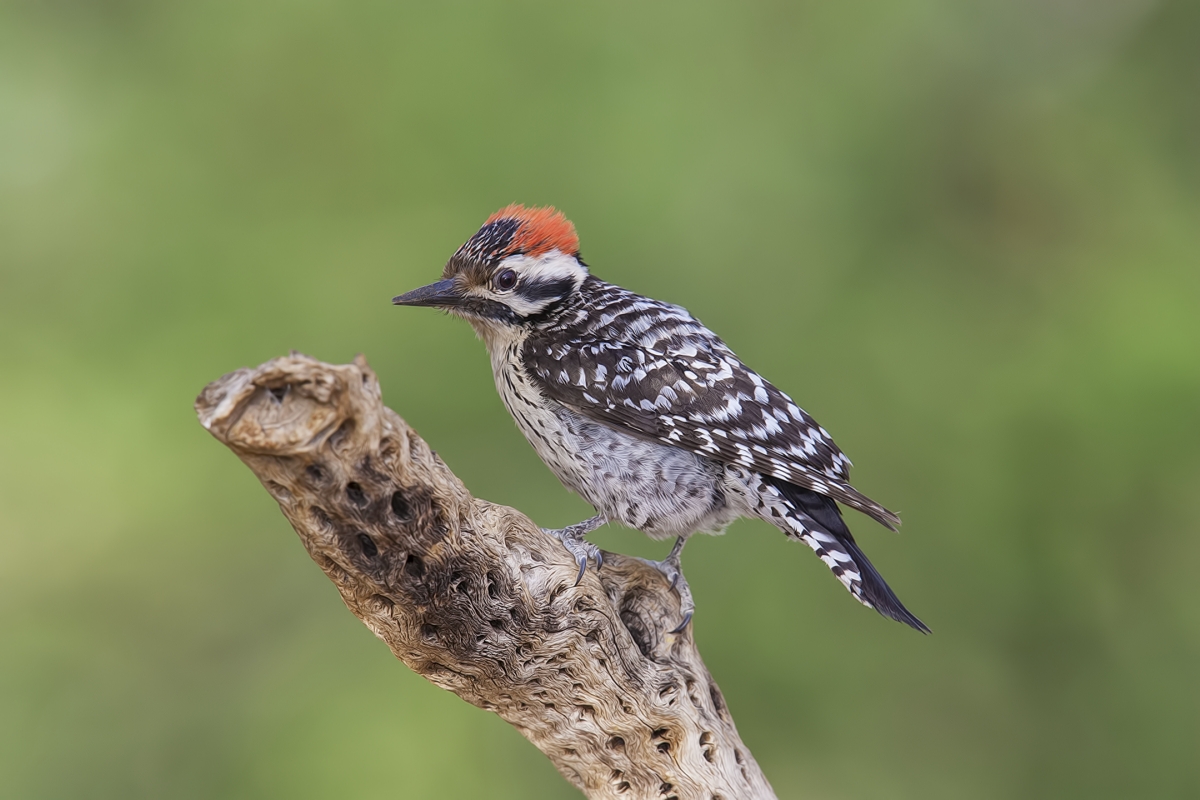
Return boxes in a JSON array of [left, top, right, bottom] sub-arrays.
[[544, 515, 606, 585], [669, 611, 693, 635], [563, 540, 603, 585], [639, 539, 695, 632]]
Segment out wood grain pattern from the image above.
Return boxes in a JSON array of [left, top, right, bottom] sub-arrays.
[[195, 352, 776, 800]]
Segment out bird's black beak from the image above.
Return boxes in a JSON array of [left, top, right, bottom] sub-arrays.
[[392, 279, 464, 308]]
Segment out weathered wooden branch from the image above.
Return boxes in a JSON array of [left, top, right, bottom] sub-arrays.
[[195, 353, 776, 800]]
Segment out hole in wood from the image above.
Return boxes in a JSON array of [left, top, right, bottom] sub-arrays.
[[619, 606, 652, 659], [390, 490, 410, 520], [357, 532, 378, 558], [346, 482, 367, 507], [709, 680, 726, 716], [404, 553, 425, 579], [736, 745, 750, 780], [268, 385, 288, 403]]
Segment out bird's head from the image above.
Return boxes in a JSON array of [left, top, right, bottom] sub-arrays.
[[393, 205, 588, 332]]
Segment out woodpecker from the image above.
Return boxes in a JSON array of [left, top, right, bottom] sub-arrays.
[[393, 205, 928, 633]]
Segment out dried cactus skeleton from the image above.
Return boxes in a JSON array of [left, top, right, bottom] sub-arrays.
[[195, 353, 776, 800]]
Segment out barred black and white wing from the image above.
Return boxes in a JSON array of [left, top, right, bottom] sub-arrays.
[[522, 325, 900, 531]]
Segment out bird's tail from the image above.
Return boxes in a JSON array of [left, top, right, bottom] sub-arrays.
[[762, 477, 930, 633]]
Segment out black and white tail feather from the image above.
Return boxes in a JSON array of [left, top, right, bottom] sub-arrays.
[[762, 477, 930, 632]]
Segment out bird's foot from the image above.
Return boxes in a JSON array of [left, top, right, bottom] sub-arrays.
[[639, 537, 694, 633], [543, 514, 607, 585]]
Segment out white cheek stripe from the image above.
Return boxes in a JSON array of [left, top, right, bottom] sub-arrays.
[[507, 250, 588, 285], [468, 250, 588, 317]]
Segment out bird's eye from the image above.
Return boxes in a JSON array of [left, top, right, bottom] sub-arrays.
[[494, 269, 518, 291]]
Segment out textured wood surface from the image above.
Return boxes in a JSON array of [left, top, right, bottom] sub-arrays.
[[195, 353, 776, 800]]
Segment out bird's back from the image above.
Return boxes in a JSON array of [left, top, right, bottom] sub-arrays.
[[519, 277, 897, 528]]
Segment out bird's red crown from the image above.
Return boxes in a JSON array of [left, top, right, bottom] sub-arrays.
[[487, 204, 579, 257]]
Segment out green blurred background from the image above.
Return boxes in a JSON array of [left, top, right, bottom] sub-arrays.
[[2, 1, 1198, 797]]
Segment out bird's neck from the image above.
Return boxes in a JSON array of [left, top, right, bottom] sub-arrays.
[[469, 316, 529, 358]]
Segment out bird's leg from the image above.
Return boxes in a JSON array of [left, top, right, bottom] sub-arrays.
[[543, 514, 607, 586], [639, 536, 695, 633]]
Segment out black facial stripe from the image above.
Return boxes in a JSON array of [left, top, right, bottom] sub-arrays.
[[520, 295, 576, 327], [457, 296, 520, 324], [518, 277, 576, 305]]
